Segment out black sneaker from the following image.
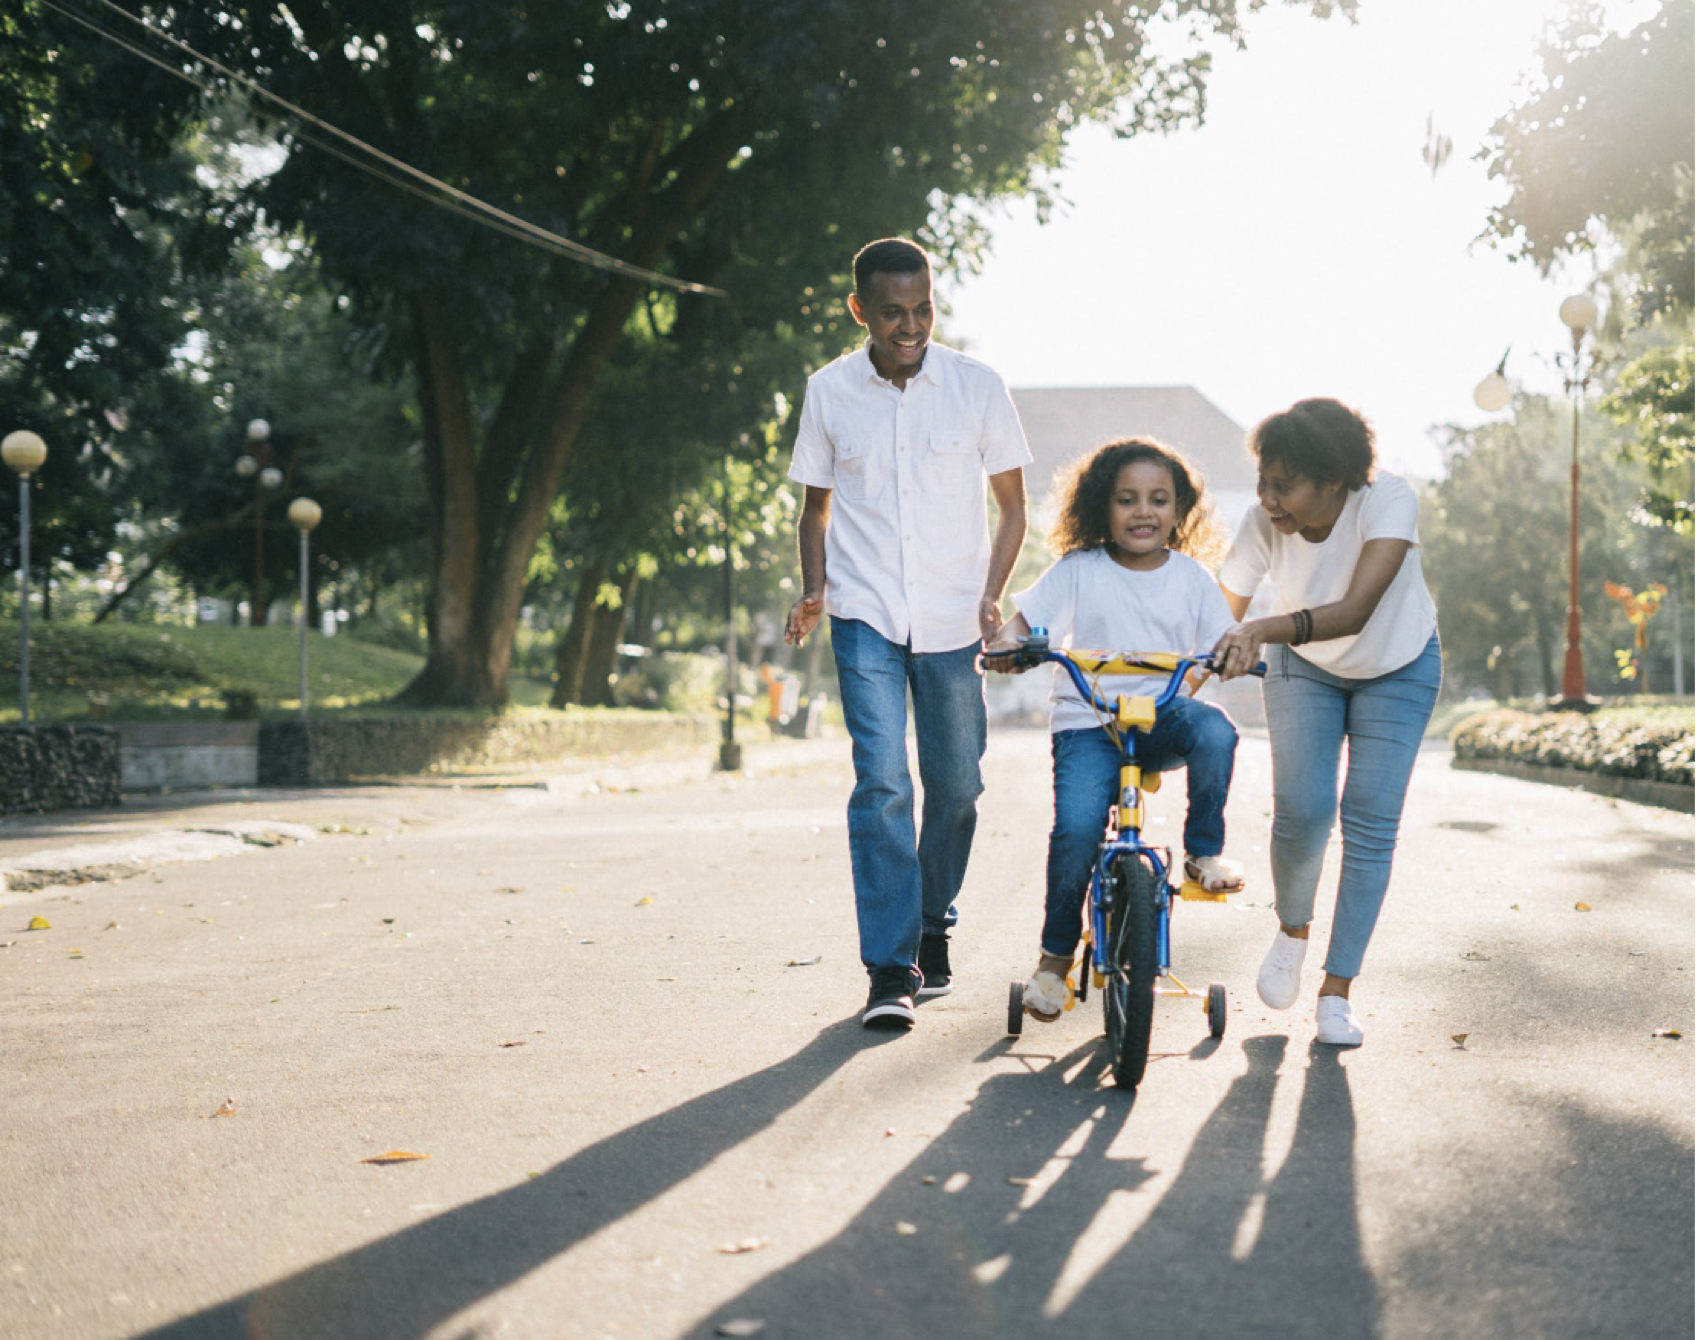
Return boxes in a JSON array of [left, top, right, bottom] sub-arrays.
[[917, 932, 953, 998], [862, 966, 919, 1029]]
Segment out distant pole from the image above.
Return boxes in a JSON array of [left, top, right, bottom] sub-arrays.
[[2, 431, 48, 725], [1555, 294, 1598, 710], [288, 498, 322, 719], [717, 453, 741, 772]]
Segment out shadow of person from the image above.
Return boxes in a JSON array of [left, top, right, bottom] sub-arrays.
[[1063, 1036, 1379, 1338], [689, 1032, 1378, 1339], [129, 1018, 869, 1340]]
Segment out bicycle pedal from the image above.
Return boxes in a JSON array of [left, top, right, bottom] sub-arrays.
[[1176, 879, 1231, 903]]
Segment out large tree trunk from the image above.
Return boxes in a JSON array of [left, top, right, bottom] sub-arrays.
[[550, 563, 605, 707], [579, 570, 638, 707], [394, 111, 750, 708]]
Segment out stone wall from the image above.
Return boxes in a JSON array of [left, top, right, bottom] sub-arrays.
[[0, 725, 122, 814]]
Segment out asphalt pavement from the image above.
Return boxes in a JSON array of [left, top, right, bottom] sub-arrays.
[[1, 726, 1690, 1340]]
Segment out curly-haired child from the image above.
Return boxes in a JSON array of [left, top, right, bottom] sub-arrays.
[[986, 437, 1243, 1022]]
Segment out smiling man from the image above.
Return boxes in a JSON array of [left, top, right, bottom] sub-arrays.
[[784, 237, 1031, 1029]]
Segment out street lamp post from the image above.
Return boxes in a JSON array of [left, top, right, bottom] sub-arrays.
[[1555, 293, 1598, 710], [287, 498, 322, 719], [235, 419, 282, 627], [1473, 297, 1598, 710], [2, 430, 47, 725], [717, 452, 742, 772]]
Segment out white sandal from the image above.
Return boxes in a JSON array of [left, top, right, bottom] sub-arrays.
[[1185, 854, 1245, 892]]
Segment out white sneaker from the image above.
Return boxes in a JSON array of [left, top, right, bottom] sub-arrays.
[[1315, 995, 1364, 1047], [1256, 930, 1308, 1009]]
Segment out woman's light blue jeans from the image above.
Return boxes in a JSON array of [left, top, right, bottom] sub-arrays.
[[1041, 697, 1239, 957], [1263, 634, 1441, 979], [830, 618, 987, 973]]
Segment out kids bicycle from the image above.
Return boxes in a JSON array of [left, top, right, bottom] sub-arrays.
[[983, 629, 1264, 1091]]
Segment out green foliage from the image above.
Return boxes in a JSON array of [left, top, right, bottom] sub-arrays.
[[1480, 0, 1694, 314], [1599, 335, 1694, 532], [1451, 705, 1694, 786], [1421, 395, 1692, 699]]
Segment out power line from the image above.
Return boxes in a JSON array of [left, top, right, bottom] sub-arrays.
[[34, 0, 727, 297]]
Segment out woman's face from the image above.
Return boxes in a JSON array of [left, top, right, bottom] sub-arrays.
[[1256, 458, 1347, 541], [1107, 459, 1179, 569]]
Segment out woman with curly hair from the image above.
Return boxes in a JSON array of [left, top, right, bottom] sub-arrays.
[[1211, 398, 1441, 1048], [986, 436, 1242, 1023]]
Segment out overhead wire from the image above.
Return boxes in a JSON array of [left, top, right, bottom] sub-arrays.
[[33, 0, 727, 297]]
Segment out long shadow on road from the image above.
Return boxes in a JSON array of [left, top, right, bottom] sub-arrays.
[[129, 1020, 871, 1340], [686, 1034, 1378, 1339]]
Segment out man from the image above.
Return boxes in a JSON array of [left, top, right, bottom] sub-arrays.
[[784, 237, 1030, 1029]]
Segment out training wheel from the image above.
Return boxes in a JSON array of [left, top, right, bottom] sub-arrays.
[[1007, 980, 1026, 1035], [1206, 982, 1228, 1040]]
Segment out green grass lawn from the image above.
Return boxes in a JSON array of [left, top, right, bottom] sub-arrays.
[[0, 621, 555, 722]]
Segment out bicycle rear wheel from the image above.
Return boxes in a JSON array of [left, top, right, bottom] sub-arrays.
[[1103, 852, 1160, 1090]]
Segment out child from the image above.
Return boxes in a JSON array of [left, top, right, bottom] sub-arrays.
[[987, 437, 1242, 1022]]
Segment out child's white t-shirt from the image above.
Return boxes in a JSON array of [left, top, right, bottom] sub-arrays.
[[1012, 548, 1237, 734], [1218, 473, 1437, 679]]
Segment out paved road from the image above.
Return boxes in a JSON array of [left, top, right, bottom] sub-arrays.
[[2, 729, 1690, 1340]]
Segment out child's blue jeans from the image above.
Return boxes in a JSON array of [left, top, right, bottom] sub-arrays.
[[1041, 696, 1238, 958]]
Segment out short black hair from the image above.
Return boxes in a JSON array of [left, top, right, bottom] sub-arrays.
[[853, 238, 930, 295], [1248, 398, 1376, 491]]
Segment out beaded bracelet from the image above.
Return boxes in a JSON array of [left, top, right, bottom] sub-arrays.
[[1290, 608, 1314, 645]]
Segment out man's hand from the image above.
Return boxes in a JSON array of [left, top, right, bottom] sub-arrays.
[[978, 595, 1003, 645], [785, 592, 825, 647]]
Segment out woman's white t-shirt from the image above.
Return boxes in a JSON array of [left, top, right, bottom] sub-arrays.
[[1012, 548, 1237, 734], [1218, 472, 1437, 679]]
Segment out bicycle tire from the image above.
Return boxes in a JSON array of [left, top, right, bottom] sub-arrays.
[[1104, 852, 1160, 1090]]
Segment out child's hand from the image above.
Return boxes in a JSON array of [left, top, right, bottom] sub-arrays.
[[980, 636, 1027, 675]]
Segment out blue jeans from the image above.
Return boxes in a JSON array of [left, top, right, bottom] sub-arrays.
[[1262, 635, 1441, 979], [1041, 696, 1239, 958], [830, 618, 987, 972]]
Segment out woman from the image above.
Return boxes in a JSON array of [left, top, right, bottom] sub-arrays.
[[1211, 398, 1440, 1048]]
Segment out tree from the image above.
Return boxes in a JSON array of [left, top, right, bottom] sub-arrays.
[[74, 0, 1351, 706], [0, 4, 259, 603], [1480, 0, 1694, 533]]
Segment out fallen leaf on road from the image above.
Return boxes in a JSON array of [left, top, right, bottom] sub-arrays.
[[634, 897, 654, 906], [714, 1321, 765, 1338], [1451, 1034, 1469, 1048], [495, 887, 524, 895], [1574, 902, 1592, 912], [895, 1221, 918, 1236], [1461, 952, 1491, 961], [786, 956, 823, 967], [1006, 1177, 1035, 1186], [361, 1151, 430, 1165], [104, 921, 119, 931], [716, 1238, 768, 1255], [1652, 1028, 1682, 1039], [27, 916, 50, 931], [922, 1176, 937, 1185], [211, 1098, 236, 1117], [69, 949, 84, 959], [498, 1041, 527, 1048]]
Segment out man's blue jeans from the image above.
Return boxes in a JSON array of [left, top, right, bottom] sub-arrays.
[[1262, 635, 1441, 979], [1042, 696, 1238, 957], [830, 618, 986, 973]]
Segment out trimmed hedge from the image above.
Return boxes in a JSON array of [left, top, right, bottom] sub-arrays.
[[1450, 709, 1694, 786], [259, 711, 720, 785]]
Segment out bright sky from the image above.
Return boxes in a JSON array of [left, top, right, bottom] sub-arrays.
[[944, 0, 1650, 479]]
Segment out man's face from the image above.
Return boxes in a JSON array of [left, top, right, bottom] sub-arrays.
[[848, 268, 934, 382]]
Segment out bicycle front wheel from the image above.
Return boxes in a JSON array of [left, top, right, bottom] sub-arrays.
[[1104, 852, 1160, 1090]]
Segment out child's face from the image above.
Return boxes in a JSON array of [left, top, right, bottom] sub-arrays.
[[1107, 459, 1180, 569]]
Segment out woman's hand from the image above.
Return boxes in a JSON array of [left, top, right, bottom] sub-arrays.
[[1212, 621, 1266, 681]]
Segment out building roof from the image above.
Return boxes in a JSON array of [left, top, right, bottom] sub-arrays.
[[1009, 386, 1256, 520]]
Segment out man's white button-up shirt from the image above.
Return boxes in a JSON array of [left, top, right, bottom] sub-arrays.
[[788, 341, 1032, 653]]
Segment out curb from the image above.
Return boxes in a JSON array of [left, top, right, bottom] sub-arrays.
[[1451, 756, 1694, 813]]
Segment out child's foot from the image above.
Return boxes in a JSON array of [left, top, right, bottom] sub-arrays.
[[1024, 953, 1075, 1023], [1185, 854, 1245, 892]]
